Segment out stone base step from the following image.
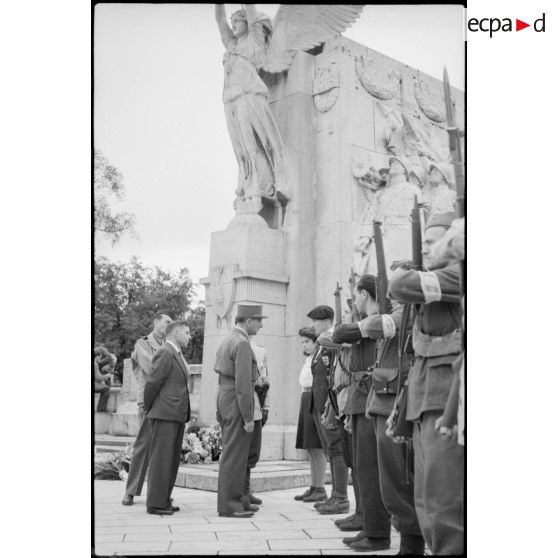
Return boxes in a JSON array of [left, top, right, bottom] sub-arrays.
[[175, 460, 352, 492], [93, 387, 121, 413]]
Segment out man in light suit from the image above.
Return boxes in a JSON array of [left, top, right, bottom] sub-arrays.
[[122, 312, 173, 506], [143, 321, 192, 515], [214, 304, 266, 518]]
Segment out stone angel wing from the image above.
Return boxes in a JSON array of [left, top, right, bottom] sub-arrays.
[[262, 5, 364, 74]]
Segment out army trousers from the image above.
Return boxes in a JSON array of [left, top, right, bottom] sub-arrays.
[[351, 413, 391, 539], [313, 407, 348, 499], [217, 382, 253, 514], [125, 407, 150, 496], [413, 411, 464, 555], [372, 414, 423, 538]]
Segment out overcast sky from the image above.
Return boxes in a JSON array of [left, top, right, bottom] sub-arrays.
[[94, 3, 465, 301]]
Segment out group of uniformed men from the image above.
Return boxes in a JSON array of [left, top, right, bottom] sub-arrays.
[[116, 208, 464, 556]]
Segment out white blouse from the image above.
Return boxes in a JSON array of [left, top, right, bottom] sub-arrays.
[[298, 354, 314, 390]]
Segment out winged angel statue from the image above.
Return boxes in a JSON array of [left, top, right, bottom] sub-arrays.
[[215, 4, 363, 215]]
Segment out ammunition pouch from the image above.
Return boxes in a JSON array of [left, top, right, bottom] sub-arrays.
[[370, 367, 399, 395]]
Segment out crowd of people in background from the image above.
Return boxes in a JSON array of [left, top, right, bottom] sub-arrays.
[[93, 346, 118, 412]]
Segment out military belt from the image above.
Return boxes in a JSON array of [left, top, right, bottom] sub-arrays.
[[412, 321, 462, 358]]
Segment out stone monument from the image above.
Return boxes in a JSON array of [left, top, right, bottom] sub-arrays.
[[200, 10, 464, 460]]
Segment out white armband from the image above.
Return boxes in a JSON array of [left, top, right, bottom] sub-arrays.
[[381, 314, 396, 338], [357, 319, 368, 338], [419, 271, 442, 303]]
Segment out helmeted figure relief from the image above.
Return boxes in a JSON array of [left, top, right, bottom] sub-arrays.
[[215, 4, 363, 217], [352, 162, 389, 276], [369, 157, 421, 274], [422, 163, 457, 217]]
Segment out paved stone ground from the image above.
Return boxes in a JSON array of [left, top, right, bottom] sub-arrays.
[[94, 480, 401, 556]]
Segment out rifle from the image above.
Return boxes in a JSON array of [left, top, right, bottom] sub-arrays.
[[443, 66, 464, 220], [334, 282, 342, 326], [373, 220, 391, 315], [411, 196, 423, 271]]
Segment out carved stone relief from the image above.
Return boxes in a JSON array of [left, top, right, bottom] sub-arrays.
[[413, 78, 446, 123], [355, 55, 398, 100], [208, 264, 237, 328], [313, 59, 339, 112]]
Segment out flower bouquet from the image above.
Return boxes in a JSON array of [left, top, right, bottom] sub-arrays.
[[181, 422, 222, 465]]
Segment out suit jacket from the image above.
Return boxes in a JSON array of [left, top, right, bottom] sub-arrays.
[[214, 327, 258, 424], [144, 342, 191, 423]]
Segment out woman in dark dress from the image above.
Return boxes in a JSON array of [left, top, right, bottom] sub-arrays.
[[293, 327, 328, 502]]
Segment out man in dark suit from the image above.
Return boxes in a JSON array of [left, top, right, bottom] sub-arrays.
[[143, 321, 192, 516], [214, 304, 266, 518], [122, 312, 173, 506]]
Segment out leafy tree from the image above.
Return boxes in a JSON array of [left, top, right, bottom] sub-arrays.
[[94, 150, 136, 246], [94, 257, 205, 375]]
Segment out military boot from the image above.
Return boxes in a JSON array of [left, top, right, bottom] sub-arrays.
[[350, 536, 391, 552]]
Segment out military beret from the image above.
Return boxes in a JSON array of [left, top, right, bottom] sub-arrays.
[[307, 305, 334, 320], [425, 211, 456, 231]]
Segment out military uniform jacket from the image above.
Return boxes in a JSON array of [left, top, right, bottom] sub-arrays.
[[144, 342, 191, 423], [131, 332, 164, 406], [214, 327, 259, 424], [388, 262, 462, 421], [333, 306, 402, 416]]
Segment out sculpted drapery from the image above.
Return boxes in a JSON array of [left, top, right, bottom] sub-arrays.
[[215, 4, 364, 217]]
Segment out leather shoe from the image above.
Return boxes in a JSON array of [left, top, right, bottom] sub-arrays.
[[317, 498, 350, 515], [121, 494, 134, 506], [167, 500, 179, 512], [343, 531, 367, 546], [337, 516, 363, 531], [249, 494, 262, 505], [303, 487, 327, 503], [335, 513, 356, 526], [244, 504, 259, 512], [147, 507, 174, 516], [294, 487, 313, 501], [314, 496, 333, 509], [218, 511, 254, 518], [350, 536, 391, 552]]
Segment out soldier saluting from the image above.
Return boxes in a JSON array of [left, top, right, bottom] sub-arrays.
[[387, 211, 463, 556], [214, 304, 267, 518]]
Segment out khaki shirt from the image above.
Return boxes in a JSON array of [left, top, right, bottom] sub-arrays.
[[250, 341, 270, 420], [131, 332, 164, 406]]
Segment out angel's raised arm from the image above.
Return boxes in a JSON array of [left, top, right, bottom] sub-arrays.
[[245, 4, 257, 24], [215, 4, 234, 47]]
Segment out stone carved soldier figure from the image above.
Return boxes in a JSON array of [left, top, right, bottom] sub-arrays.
[[214, 4, 363, 216], [422, 162, 457, 217]]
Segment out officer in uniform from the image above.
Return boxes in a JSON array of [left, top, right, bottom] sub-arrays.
[[121, 312, 173, 506], [388, 212, 463, 555], [214, 304, 266, 518]]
